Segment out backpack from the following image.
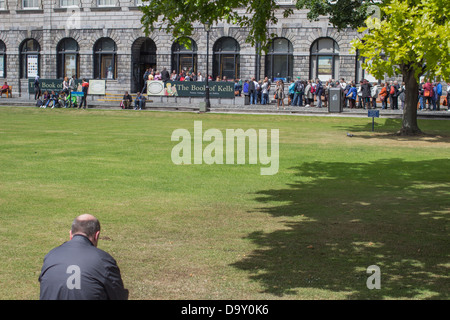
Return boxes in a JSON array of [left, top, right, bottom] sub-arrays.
[[295, 81, 304, 93], [310, 85, 316, 94], [248, 80, 255, 92], [389, 86, 395, 95], [36, 99, 43, 107], [371, 86, 378, 98]]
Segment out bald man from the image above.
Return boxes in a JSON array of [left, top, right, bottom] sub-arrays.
[[39, 214, 128, 300]]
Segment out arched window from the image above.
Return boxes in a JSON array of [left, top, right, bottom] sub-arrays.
[[19, 39, 40, 78], [310, 38, 340, 81], [93, 37, 117, 79], [265, 37, 293, 82], [57, 38, 79, 79], [171, 38, 197, 75], [213, 37, 240, 81], [0, 40, 5, 78]]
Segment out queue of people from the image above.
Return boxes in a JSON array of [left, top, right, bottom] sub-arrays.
[[30, 71, 449, 112]]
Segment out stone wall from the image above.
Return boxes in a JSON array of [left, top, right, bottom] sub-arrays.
[[0, 1, 376, 98]]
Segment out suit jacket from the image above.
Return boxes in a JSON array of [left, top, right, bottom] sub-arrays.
[[39, 235, 128, 300]]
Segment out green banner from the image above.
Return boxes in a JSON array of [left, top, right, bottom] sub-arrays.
[[28, 78, 82, 94], [147, 80, 235, 98]]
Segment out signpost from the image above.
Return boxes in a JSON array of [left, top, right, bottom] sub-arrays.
[[368, 109, 380, 131]]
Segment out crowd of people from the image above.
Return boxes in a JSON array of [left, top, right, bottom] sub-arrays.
[[30, 67, 449, 112], [234, 76, 449, 111], [33, 75, 90, 109]]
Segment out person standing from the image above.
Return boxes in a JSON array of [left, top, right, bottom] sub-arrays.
[[261, 79, 269, 105], [292, 77, 304, 107], [79, 78, 89, 109], [34, 76, 42, 100], [435, 81, 442, 111], [423, 79, 433, 110], [68, 75, 76, 108], [370, 82, 378, 109], [346, 82, 358, 109], [361, 79, 372, 109], [315, 79, 324, 108], [275, 79, 285, 110], [161, 67, 170, 82], [39, 214, 128, 300]]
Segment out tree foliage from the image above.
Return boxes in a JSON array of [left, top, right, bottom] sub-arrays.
[[352, 0, 450, 135], [352, 0, 450, 82], [296, 0, 379, 30], [139, 0, 375, 48]]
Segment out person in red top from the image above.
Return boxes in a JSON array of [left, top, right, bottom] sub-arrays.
[[79, 78, 89, 109], [423, 79, 434, 110], [0, 82, 9, 97]]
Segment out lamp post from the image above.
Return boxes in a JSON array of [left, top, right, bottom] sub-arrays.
[[204, 21, 211, 112]]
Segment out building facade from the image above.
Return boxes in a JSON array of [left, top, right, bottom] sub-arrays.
[[0, 0, 370, 97]]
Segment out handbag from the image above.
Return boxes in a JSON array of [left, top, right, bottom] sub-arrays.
[[424, 90, 430, 97], [443, 98, 448, 106]]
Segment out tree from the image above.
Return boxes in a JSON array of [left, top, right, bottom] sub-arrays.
[[352, 0, 450, 135], [140, 0, 449, 135], [139, 0, 374, 48]]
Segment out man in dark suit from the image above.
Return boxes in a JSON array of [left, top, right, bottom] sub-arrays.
[[39, 214, 128, 300]]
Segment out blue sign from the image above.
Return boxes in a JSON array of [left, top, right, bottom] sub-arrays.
[[368, 110, 380, 118]]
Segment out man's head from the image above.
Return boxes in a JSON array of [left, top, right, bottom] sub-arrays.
[[70, 214, 101, 247]]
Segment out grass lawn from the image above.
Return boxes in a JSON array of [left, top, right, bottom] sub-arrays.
[[0, 106, 449, 300]]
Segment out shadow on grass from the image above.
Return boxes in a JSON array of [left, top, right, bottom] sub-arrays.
[[335, 118, 450, 143], [232, 159, 450, 299]]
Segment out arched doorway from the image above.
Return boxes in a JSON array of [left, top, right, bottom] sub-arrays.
[[131, 37, 157, 93]]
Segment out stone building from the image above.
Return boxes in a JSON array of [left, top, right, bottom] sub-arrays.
[[0, 0, 371, 98]]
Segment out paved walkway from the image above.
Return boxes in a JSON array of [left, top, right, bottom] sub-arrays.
[[1, 96, 449, 119]]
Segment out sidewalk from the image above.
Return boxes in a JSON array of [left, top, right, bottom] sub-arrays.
[[1, 96, 449, 119]]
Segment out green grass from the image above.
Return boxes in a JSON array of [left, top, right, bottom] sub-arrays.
[[0, 106, 449, 300]]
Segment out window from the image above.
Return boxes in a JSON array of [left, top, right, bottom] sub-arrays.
[[265, 37, 293, 82], [0, 0, 6, 9], [213, 37, 240, 81], [19, 39, 40, 78], [60, 0, 78, 7], [97, 0, 115, 6], [57, 38, 79, 79], [93, 38, 117, 79], [171, 38, 197, 75], [0, 41, 5, 78], [310, 38, 340, 81], [22, 0, 39, 8]]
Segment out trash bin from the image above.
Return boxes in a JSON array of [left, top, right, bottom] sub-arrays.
[[244, 94, 250, 105], [328, 87, 342, 113]]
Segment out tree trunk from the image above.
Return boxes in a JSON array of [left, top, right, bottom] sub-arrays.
[[399, 67, 422, 135]]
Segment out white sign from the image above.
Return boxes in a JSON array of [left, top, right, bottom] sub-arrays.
[[27, 55, 39, 78], [88, 80, 106, 95]]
